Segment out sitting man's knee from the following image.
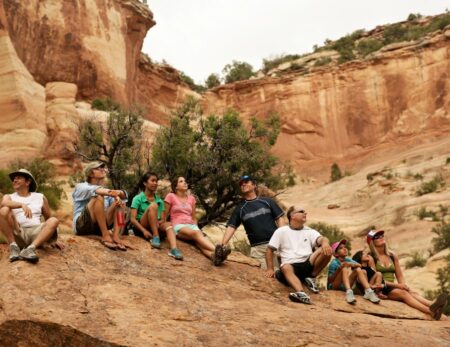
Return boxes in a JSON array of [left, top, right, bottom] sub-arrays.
[[47, 217, 59, 228], [0, 206, 11, 217]]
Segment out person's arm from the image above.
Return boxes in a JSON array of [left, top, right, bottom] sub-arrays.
[[1, 195, 32, 218], [393, 254, 409, 290], [221, 226, 236, 245], [129, 208, 151, 237], [275, 216, 285, 227], [265, 247, 276, 278], [190, 198, 197, 224], [163, 201, 171, 222], [41, 196, 52, 220], [316, 236, 332, 256]]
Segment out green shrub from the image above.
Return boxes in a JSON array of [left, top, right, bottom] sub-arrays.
[[413, 173, 424, 180], [0, 170, 13, 194], [262, 54, 301, 73], [425, 254, 450, 315], [205, 73, 221, 89], [330, 163, 343, 182], [179, 72, 206, 93], [407, 13, 422, 21], [366, 172, 376, 181], [356, 39, 383, 57], [222, 60, 255, 83], [446, 157, 450, 165], [431, 222, 450, 253], [416, 207, 439, 221], [416, 175, 445, 196], [309, 222, 351, 252], [313, 57, 332, 67], [232, 239, 251, 256], [405, 251, 427, 269], [91, 98, 121, 111]]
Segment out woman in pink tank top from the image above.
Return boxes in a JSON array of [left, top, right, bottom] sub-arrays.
[[164, 176, 216, 261]]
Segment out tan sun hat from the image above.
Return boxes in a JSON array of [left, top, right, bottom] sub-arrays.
[[9, 169, 38, 192], [84, 161, 106, 180]]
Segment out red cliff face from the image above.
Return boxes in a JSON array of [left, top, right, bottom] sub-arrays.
[[202, 29, 450, 172]]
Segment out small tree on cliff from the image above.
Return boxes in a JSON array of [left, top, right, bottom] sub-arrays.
[[205, 73, 221, 89], [76, 102, 149, 193], [151, 97, 290, 227], [222, 60, 255, 84]]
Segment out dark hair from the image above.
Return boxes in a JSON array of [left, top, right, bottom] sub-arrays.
[[171, 176, 184, 193], [286, 206, 295, 222], [352, 250, 363, 264], [138, 171, 158, 191]]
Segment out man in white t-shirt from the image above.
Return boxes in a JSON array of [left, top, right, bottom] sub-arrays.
[[0, 169, 60, 263], [265, 205, 332, 304]]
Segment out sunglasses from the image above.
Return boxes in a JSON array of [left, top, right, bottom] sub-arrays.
[[293, 209, 306, 214], [373, 234, 384, 240]]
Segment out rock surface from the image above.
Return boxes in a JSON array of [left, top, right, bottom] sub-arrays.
[[0, 235, 449, 346]]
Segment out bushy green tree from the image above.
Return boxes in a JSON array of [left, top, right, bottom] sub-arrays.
[[431, 222, 450, 253], [205, 73, 221, 89], [76, 104, 148, 193], [222, 60, 255, 84], [426, 254, 450, 315], [151, 98, 289, 226]]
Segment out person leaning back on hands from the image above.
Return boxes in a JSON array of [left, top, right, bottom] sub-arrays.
[[0, 169, 61, 263], [72, 162, 128, 251], [216, 175, 285, 267], [265, 205, 332, 305]]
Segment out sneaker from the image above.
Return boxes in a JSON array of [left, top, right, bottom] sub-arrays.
[[304, 277, 319, 294], [168, 248, 183, 261], [289, 291, 311, 305], [9, 243, 20, 262], [212, 244, 225, 266], [150, 236, 161, 249], [19, 246, 39, 263], [363, 289, 381, 304], [222, 245, 231, 260], [430, 293, 448, 320], [346, 289, 357, 304]]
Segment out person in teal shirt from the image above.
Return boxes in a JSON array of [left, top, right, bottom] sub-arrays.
[[130, 172, 182, 260], [327, 239, 380, 305]]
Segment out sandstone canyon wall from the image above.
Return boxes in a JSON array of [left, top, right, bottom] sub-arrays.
[[203, 29, 450, 173], [0, 0, 194, 168]]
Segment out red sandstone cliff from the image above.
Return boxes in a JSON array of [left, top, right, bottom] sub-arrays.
[[202, 28, 450, 173]]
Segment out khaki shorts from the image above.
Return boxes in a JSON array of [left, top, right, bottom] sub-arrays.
[[250, 243, 280, 270], [14, 224, 43, 248]]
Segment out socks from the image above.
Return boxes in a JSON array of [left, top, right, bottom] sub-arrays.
[[27, 244, 36, 250], [365, 288, 374, 294]]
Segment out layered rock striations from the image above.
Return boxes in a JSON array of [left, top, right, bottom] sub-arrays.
[[203, 28, 450, 172]]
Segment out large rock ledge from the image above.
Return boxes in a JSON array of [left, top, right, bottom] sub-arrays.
[[0, 235, 449, 346]]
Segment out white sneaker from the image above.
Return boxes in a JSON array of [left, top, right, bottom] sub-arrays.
[[364, 289, 380, 304], [304, 277, 319, 293], [346, 289, 356, 304]]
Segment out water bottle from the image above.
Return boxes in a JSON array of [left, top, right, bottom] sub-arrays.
[[116, 207, 125, 227]]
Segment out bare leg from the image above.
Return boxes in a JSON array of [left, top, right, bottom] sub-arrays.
[[146, 204, 159, 238], [410, 291, 433, 307], [353, 268, 371, 290], [309, 247, 332, 277], [281, 264, 304, 292], [87, 196, 113, 243], [177, 227, 214, 258], [388, 289, 431, 315], [31, 217, 59, 248], [159, 222, 177, 250], [0, 206, 18, 243]]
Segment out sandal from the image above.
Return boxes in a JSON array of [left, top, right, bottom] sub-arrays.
[[115, 242, 127, 251], [100, 240, 118, 250]]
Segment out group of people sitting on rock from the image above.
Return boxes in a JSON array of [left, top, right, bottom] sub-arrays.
[[0, 163, 447, 320]]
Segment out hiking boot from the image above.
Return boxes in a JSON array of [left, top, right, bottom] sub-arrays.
[[168, 248, 183, 261], [19, 246, 39, 263], [346, 289, 357, 304], [430, 293, 448, 320], [363, 289, 380, 304], [212, 244, 225, 266], [150, 236, 161, 249], [9, 243, 20, 262], [304, 277, 319, 294], [289, 291, 311, 305], [222, 245, 231, 260]]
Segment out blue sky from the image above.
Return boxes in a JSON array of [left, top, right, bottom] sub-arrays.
[[143, 0, 450, 84]]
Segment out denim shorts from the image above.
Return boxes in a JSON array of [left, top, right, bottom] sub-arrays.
[[173, 223, 200, 234]]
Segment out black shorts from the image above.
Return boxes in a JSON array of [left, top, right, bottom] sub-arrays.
[[276, 259, 314, 285], [381, 282, 394, 295]]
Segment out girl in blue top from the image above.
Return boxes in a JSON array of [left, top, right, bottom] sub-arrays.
[[327, 239, 380, 305]]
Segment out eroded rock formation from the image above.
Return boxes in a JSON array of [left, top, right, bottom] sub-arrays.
[[203, 28, 450, 173]]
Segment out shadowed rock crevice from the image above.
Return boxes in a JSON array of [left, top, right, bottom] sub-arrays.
[[0, 320, 125, 347]]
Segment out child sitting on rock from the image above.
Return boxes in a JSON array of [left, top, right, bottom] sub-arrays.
[[352, 250, 386, 298], [327, 239, 380, 305]]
